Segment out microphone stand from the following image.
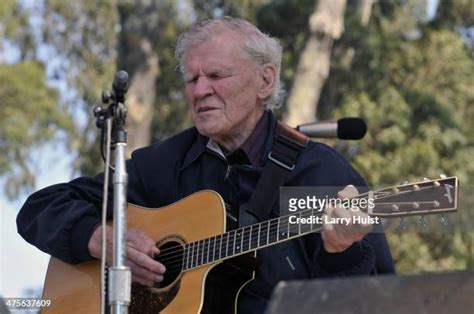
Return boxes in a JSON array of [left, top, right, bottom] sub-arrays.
[[94, 71, 131, 314]]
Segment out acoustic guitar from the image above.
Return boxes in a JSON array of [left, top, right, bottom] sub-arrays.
[[42, 176, 458, 313]]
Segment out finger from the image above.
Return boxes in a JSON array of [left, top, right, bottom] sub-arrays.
[[127, 259, 164, 286], [327, 222, 354, 247], [323, 212, 359, 252], [337, 185, 359, 199], [328, 206, 353, 238], [131, 272, 160, 287], [324, 206, 334, 215], [127, 229, 158, 258], [128, 246, 166, 274], [322, 228, 349, 253]]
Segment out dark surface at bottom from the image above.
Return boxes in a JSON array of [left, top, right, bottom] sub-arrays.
[[267, 271, 474, 314]]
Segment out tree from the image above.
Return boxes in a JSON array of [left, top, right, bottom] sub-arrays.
[[0, 0, 73, 199], [325, 1, 474, 272], [284, 0, 347, 126]]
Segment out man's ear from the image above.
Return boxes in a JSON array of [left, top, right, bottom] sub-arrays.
[[257, 63, 277, 100]]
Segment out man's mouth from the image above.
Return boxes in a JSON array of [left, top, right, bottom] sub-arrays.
[[197, 106, 217, 113]]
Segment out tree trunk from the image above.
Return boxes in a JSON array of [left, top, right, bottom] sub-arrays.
[[317, 0, 374, 119], [123, 39, 159, 157], [285, 0, 347, 127], [117, 2, 161, 157]]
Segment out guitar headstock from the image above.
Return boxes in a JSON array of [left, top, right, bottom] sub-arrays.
[[365, 176, 458, 218]]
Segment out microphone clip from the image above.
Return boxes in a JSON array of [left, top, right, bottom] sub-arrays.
[[94, 70, 129, 144]]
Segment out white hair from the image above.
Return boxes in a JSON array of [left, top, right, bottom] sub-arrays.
[[175, 16, 285, 110]]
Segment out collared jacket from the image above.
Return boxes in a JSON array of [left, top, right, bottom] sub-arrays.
[[17, 112, 394, 313]]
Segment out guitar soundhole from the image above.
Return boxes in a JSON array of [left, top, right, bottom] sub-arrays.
[[154, 239, 184, 288]]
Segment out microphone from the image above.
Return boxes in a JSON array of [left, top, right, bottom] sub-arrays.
[[296, 117, 367, 140], [112, 70, 129, 103]]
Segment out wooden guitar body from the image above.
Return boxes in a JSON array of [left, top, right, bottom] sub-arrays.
[[42, 190, 253, 314]]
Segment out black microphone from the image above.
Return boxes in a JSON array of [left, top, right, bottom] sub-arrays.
[[296, 117, 367, 140], [112, 70, 129, 103]]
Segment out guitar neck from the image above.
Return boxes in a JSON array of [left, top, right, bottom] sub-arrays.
[[181, 176, 458, 271], [182, 209, 321, 271]]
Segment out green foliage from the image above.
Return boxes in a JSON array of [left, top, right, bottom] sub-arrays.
[[321, 1, 474, 273], [0, 0, 35, 59], [0, 61, 72, 197]]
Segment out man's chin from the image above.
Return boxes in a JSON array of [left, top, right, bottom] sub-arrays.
[[195, 124, 223, 139]]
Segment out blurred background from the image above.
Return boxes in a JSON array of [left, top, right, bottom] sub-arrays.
[[1, 0, 473, 304]]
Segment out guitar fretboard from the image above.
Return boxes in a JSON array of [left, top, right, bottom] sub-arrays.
[[182, 208, 323, 270]]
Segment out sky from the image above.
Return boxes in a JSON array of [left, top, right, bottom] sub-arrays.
[[0, 0, 442, 302]]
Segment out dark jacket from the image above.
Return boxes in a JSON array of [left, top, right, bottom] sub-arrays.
[[17, 112, 394, 313]]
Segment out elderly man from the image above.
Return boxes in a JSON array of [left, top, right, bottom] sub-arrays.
[[17, 17, 394, 313]]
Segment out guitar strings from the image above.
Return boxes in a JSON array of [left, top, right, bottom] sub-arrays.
[[153, 183, 440, 258], [142, 186, 442, 273], [152, 186, 439, 262], [150, 195, 439, 271], [158, 218, 324, 274]]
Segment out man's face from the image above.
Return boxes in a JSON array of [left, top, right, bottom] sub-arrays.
[[183, 31, 267, 145]]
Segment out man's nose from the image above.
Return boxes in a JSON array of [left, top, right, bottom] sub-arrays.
[[194, 76, 214, 98]]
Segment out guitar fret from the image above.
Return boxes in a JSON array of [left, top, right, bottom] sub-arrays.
[[300, 210, 311, 234], [277, 217, 284, 240], [266, 221, 270, 245], [257, 223, 261, 247], [197, 240, 201, 266], [205, 238, 209, 264], [248, 225, 252, 251], [188, 245, 191, 269], [223, 235, 226, 258], [277, 218, 280, 242], [287, 215, 290, 236], [195, 240, 199, 267], [225, 233, 230, 257], [190, 242, 194, 268], [234, 230, 239, 254], [199, 239, 206, 265], [298, 211, 302, 235], [213, 236, 216, 261], [233, 230, 237, 255], [252, 224, 259, 249], [184, 245, 188, 269], [269, 219, 278, 244], [239, 228, 243, 253], [219, 235, 223, 260]]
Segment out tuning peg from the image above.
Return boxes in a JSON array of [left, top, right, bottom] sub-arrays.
[[439, 214, 448, 226], [400, 180, 409, 185], [439, 174, 447, 179], [417, 216, 428, 228], [398, 218, 408, 232], [422, 177, 430, 182]]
